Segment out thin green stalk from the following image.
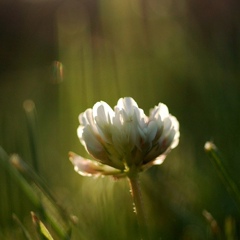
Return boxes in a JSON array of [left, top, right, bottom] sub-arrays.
[[204, 141, 240, 212], [23, 99, 39, 174], [31, 212, 54, 240], [0, 147, 71, 240], [12, 214, 34, 240], [128, 174, 149, 240], [0, 147, 41, 208]]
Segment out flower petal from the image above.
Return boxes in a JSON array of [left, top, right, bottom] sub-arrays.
[[79, 125, 112, 164], [150, 103, 169, 121], [143, 112, 180, 164], [93, 101, 114, 125], [116, 97, 138, 115], [93, 101, 114, 143], [79, 109, 95, 127], [141, 154, 167, 171], [69, 152, 122, 177], [145, 120, 158, 143]]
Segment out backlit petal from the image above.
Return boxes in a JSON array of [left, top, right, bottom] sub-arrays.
[[69, 152, 122, 177]]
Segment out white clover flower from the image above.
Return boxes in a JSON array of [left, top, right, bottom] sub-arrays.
[[69, 97, 180, 178]]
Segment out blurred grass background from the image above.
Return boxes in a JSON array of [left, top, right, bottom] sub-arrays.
[[0, 0, 240, 239]]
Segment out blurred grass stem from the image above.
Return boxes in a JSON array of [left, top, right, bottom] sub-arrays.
[[128, 174, 149, 240], [12, 214, 33, 240], [205, 141, 240, 212], [0, 147, 71, 239], [0, 146, 41, 208], [23, 100, 39, 173]]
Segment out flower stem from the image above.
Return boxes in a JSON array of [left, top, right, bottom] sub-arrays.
[[128, 174, 149, 240]]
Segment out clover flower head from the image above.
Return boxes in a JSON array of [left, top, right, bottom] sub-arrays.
[[69, 97, 180, 178]]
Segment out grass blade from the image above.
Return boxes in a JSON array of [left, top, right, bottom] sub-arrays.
[[0, 147, 72, 239], [32, 212, 54, 240], [23, 99, 39, 174], [204, 141, 240, 212], [12, 214, 34, 240]]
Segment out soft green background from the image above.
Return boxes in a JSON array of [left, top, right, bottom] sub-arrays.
[[1, 0, 240, 239]]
